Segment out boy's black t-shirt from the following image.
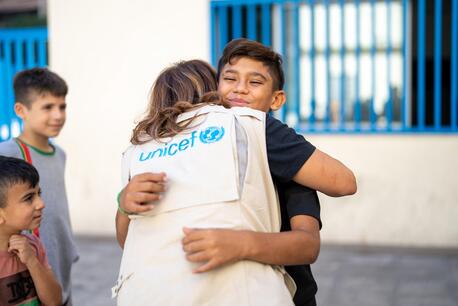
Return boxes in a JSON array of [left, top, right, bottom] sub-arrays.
[[265, 115, 315, 182], [265, 115, 322, 305]]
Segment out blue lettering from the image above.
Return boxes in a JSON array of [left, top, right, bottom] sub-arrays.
[[160, 145, 167, 157], [190, 131, 197, 147], [139, 152, 151, 161], [140, 149, 163, 161], [168, 143, 178, 156], [139, 127, 224, 162], [179, 139, 189, 151], [151, 148, 163, 159]]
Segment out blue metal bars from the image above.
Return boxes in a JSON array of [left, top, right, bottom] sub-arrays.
[[0, 27, 48, 141], [210, 0, 457, 133], [434, 0, 442, 130], [452, 0, 458, 129], [417, 0, 425, 130]]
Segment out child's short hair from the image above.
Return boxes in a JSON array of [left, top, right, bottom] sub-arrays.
[[216, 38, 285, 91], [13, 67, 68, 107], [0, 156, 39, 208]]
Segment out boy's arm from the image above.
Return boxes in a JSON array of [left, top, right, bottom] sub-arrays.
[[182, 215, 320, 272], [182, 182, 321, 272], [115, 173, 166, 248], [119, 177, 322, 268], [266, 115, 356, 197], [8, 235, 62, 306], [26, 258, 62, 306], [293, 148, 357, 197]]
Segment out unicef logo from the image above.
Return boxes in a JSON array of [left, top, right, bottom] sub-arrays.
[[139, 126, 226, 162], [199, 126, 225, 144]]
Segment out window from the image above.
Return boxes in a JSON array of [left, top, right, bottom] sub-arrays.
[[210, 0, 458, 133]]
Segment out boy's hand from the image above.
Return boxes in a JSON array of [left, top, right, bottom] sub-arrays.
[[8, 234, 37, 266], [120, 172, 167, 214], [181, 227, 248, 273]]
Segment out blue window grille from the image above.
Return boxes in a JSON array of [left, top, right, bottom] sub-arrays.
[[210, 0, 458, 133], [0, 27, 48, 141]]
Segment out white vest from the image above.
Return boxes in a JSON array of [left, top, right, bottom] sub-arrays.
[[113, 105, 295, 306]]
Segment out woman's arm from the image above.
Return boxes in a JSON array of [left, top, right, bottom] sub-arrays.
[[116, 209, 131, 248], [115, 173, 167, 248]]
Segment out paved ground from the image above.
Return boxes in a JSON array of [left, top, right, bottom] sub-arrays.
[[72, 236, 458, 306]]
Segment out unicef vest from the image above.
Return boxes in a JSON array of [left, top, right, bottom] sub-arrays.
[[113, 105, 295, 306]]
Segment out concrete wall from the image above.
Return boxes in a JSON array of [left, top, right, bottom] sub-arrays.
[[309, 135, 458, 248], [48, 0, 209, 235], [48, 1, 458, 247]]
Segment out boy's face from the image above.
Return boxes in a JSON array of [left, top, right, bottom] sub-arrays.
[[15, 93, 67, 138], [218, 57, 285, 113], [0, 183, 44, 233]]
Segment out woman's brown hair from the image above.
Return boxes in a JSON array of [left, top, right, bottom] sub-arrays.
[[131, 60, 228, 144]]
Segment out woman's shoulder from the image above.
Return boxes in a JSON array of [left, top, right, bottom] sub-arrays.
[[122, 144, 137, 156], [230, 107, 265, 121]]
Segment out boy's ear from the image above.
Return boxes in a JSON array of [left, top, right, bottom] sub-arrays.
[[14, 103, 27, 120], [270, 90, 286, 111]]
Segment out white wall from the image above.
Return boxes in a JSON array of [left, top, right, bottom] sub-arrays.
[[48, 0, 209, 235], [48, 1, 458, 248], [310, 135, 458, 248]]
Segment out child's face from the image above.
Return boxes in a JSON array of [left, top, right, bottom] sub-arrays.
[[16, 93, 67, 138], [218, 57, 285, 113], [1, 183, 44, 233]]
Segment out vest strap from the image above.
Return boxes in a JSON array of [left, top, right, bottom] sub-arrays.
[[14, 138, 33, 164], [14, 138, 40, 238]]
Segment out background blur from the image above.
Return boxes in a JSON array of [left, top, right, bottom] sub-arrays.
[[1, 0, 457, 247]]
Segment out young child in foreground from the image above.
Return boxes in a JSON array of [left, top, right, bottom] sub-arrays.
[[0, 155, 62, 306]]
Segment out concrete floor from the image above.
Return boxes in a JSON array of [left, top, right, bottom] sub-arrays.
[[71, 236, 458, 306]]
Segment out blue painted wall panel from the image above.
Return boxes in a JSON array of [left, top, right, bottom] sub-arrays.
[[0, 27, 47, 141]]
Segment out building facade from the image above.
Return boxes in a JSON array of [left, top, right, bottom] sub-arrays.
[[42, 0, 458, 247]]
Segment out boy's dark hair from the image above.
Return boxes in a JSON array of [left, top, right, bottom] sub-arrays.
[[14, 67, 68, 107], [0, 156, 39, 208], [216, 38, 285, 91]]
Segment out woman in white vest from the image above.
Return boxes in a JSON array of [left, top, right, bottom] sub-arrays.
[[114, 60, 295, 306]]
